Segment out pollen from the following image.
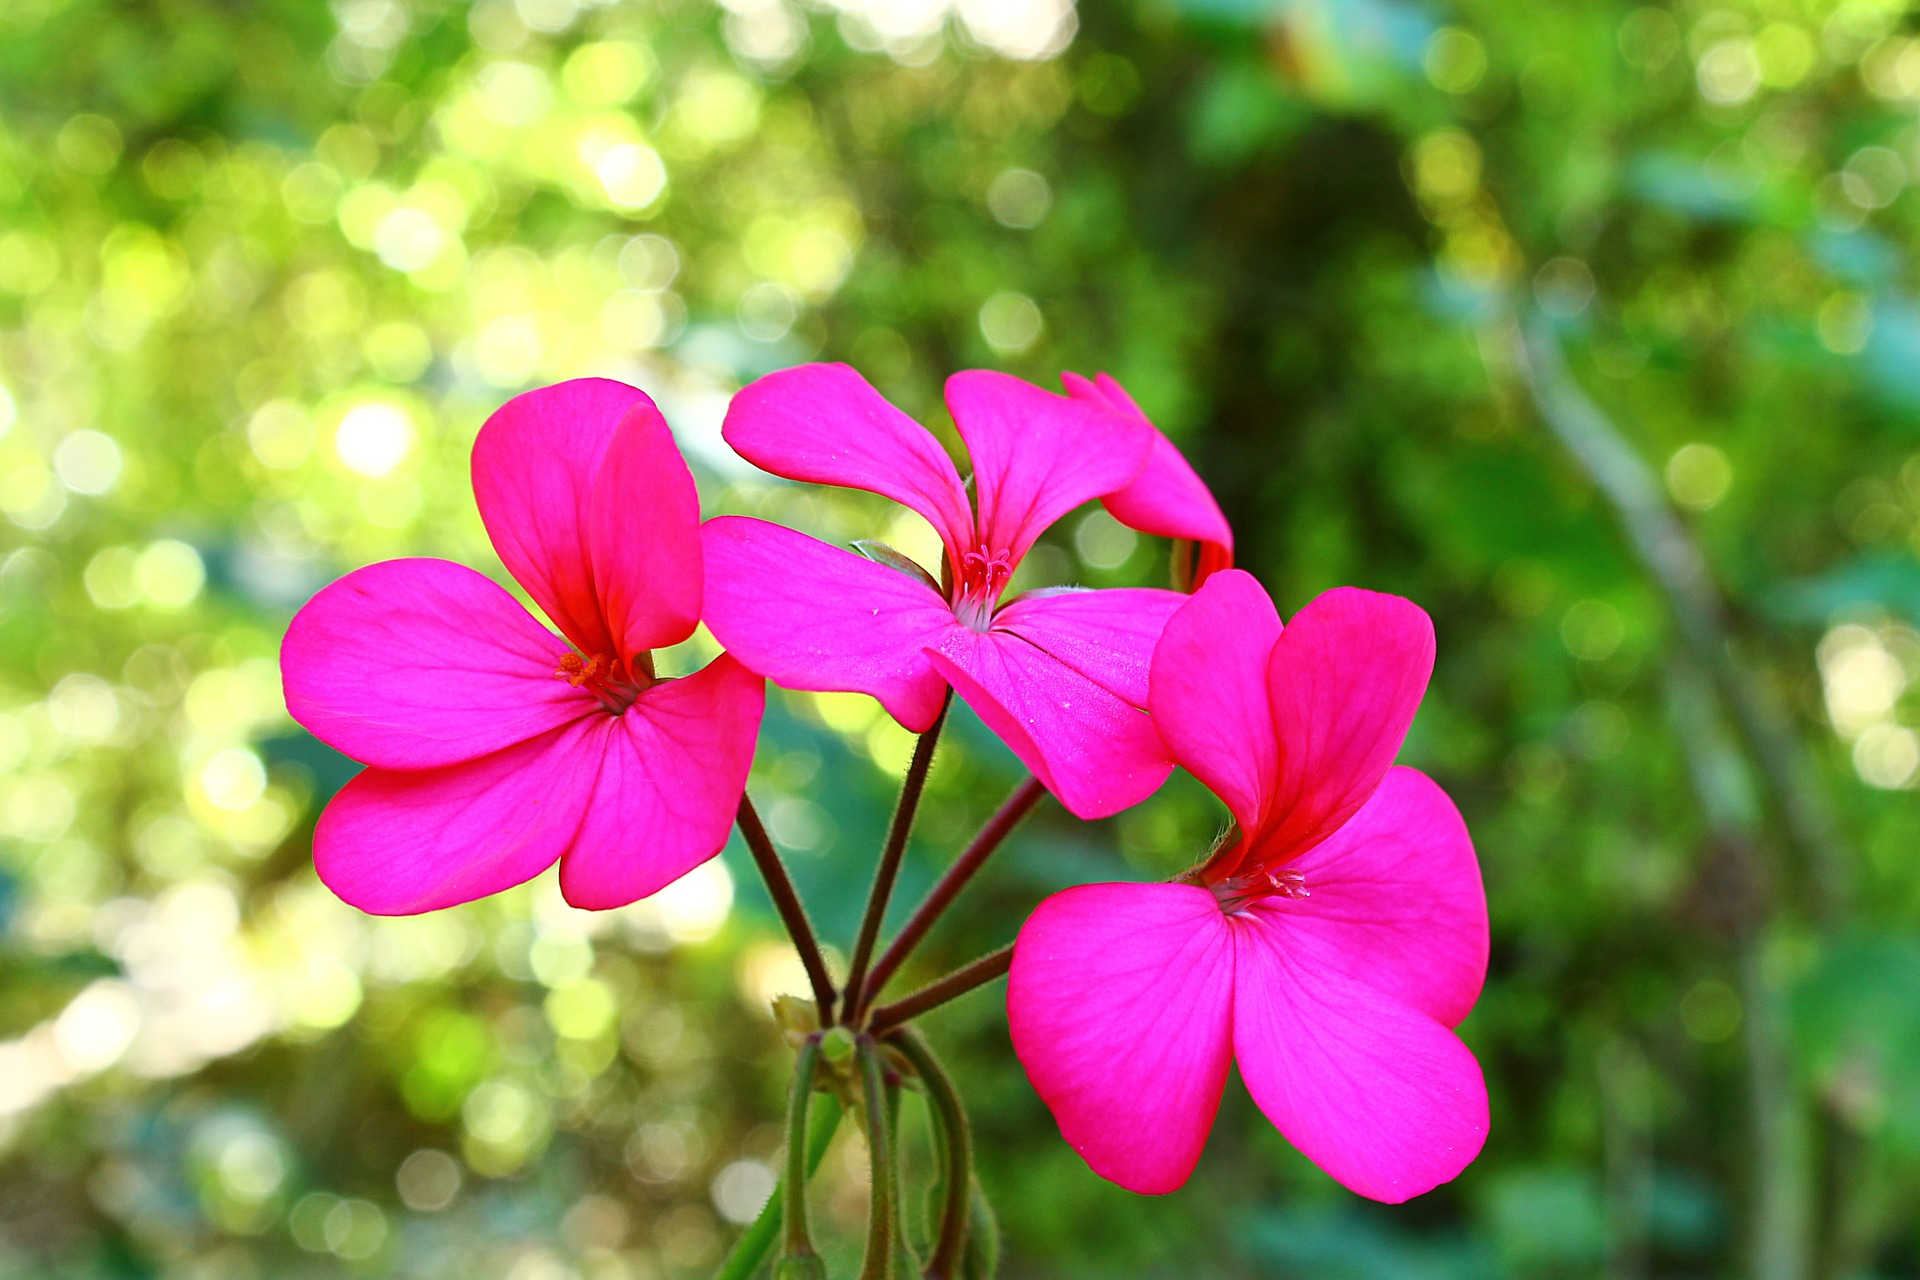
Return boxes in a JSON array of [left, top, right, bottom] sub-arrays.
[[556, 651, 606, 686], [554, 649, 644, 713]]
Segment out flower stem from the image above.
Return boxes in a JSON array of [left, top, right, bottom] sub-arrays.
[[712, 1090, 841, 1280], [887, 1028, 972, 1280], [857, 777, 1043, 1017], [841, 695, 951, 1020], [738, 794, 836, 1024], [866, 945, 1013, 1035], [856, 1036, 899, 1280], [782, 1036, 824, 1261]]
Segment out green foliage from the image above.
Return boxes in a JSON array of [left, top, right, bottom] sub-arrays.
[[3, 0, 1919, 1276]]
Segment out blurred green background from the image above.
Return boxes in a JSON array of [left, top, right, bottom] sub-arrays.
[[3, 0, 1920, 1275]]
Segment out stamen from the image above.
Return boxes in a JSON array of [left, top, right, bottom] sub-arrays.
[[1208, 864, 1310, 914], [953, 544, 1016, 630], [553, 650, 643, 713], [555, 651, 604, 687], [1268, 868, 1310, 900]]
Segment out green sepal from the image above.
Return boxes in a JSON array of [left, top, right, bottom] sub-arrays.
[[853, 540, 943, 596], [959, 1176, 999, 1280]]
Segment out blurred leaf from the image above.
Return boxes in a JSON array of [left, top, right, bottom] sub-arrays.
[[1483, 1167, 1607, 1272], [1243, 1204, 1493, 1279], [1790, 932, 1920, 1153], [1765, 553, 1920, 629]]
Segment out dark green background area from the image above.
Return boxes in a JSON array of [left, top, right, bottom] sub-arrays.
[[3, 0, 1918, 1275]]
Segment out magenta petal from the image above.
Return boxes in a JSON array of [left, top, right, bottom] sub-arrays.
[[927, 629, 1172, 819], [702, 516, 956, 732], [559, 655, 764, 909], [472, 378, 654, 656], [1230, 914, 1489, 1202], [1064, 373, 1234, 581], [314, 719, 602, 914], [722, 363, 975, 565], [587, 398, 703, 660], [1147, 570, 1283, 835], [1008, 883, 1234, 1194], [993, 586, 1185, 708], [1250, 587, 1435, 865], [282, 557, 594, 770], [1269, 767, 1488, 1027], [945, 371, 1150, 565]]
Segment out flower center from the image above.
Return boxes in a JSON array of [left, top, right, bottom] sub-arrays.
[[555, 650, 645, 714], [953, 544, 1015, 631], [1208, 865, 1309, 914]]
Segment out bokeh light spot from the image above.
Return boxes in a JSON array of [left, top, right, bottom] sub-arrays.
[[979, 291, 1043, 354], [1665, 442, 1732, 511], [334, 402, 415, 477]]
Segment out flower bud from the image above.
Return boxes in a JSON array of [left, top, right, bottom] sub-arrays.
[[818, 1025, 857, 1066], [773, 1253, 828, 1280]]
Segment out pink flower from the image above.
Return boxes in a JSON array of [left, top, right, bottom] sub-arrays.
[[1061, 372, 1233, 587], [702, 364, 1225, 819], [1007, 570, 1489, 1201], [281, 379, 764, 915]]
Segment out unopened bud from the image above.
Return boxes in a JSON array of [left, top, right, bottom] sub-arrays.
[[774, 1253, 828, 1280], [818, 1025, 857, 1066]]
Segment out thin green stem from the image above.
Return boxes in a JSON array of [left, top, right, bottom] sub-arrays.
[[856, 1036, 899, 1280], [867, 945, 1013, 1035], [712, 1092, 842, 1280], [783, 1037, 824, 1260], [842, 695, 951, 1018], [888, 1029, 971, 1280], [858, 777, 1043, 1016], [738, 794, 836, 1024]]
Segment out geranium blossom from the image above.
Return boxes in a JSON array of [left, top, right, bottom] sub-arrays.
[[701, 364, 1224, 819], [1063, 372, 1233, 586], [282, 379, 763, 914], [1007, 570, 1489, 1200]]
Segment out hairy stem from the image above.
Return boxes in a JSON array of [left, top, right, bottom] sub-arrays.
[[738, 794, 837, 1024], [712, 1092, 841, 1280], [783, 1037, 824, 1261], [867, 945, 1013, 1035], [859, 777, 1044, 1016], [888, 1028, 972, 1279], [856, 1036, 899, 1280], [842, 695, 951, 1018]]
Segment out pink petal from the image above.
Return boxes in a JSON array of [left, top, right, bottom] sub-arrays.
[[722, 363, 975, 566], [926, 628, 1172, 819], [558, 655, 765, 909], [587, 396, 703, 661], [945, 371, 1150, 566], [1064, 372, 1234, 582], [1268, 767, 1487, 1027], [314, 719, 602, 914], [282, 558, 595, 770], [1008, 883, 1235, 1195], [1233, 587, 1434, 873], [701, 515, 956, 732], [992, 586, 1186, 708], [472, 378, 654, 656], [1146, 570, 1283, 836], [1230, 913, 1489, 1202]]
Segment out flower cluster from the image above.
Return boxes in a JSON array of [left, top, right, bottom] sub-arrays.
[[281, 362, 1487, 1220]]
